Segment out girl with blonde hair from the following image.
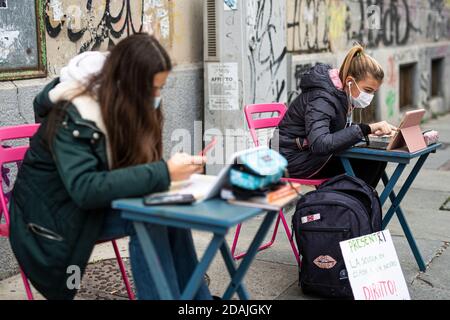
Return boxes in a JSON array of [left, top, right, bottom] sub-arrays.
[[277, 44, 397, 187]]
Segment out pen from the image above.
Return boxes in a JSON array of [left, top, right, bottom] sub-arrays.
[[199, 137, 217, 156]]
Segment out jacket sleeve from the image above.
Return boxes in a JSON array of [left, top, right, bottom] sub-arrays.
[[34, 78, 61, 123], [305, 97, 364, 156], [52, 122, 171, 211]]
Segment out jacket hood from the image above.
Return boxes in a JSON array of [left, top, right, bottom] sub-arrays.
[[60, 51, 108, 85], [34, 51, 108, 119], [299, 63, 346, 97], [35, 82, 107, 143], [34, 51, 112, 167]]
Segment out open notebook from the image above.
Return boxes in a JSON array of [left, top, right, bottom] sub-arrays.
[[165, 174, 219, 202]]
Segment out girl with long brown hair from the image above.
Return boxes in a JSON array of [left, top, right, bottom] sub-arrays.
[[9, 34, 211, 300], [277, 44, 397, 187]]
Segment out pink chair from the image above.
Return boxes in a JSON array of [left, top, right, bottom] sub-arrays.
[[0, 124, 135, 300], [230, 103, 329, 265]]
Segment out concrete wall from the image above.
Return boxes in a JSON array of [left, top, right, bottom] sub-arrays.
[[286, 0, 450, 123]]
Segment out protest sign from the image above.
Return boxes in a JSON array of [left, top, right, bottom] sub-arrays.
[[340, 230, 411, 300]]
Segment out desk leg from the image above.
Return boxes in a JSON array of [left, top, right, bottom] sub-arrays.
[[381, 155, 430, 272], [382, 154, 429, 228], [219, 243, 250, 300], [133, 222, 174, 300], [222, 211, 278, 300], [379, 164, 406, 206], [340, 158, 356, 177], [180, 234, 225, 300]]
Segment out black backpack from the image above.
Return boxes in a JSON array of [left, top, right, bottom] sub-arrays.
[[292, 174, 382, 299]]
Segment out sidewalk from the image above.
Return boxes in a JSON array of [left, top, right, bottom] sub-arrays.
[[1, 114, 449, 300]]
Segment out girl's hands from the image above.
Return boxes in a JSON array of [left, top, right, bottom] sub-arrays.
[[369, 121, 398, 136], [167, 153, 207, 182]]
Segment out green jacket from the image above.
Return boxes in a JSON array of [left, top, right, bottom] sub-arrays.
[[9, 78, 171, 300]]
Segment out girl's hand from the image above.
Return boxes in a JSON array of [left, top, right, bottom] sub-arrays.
[[369, 121, 398, 136], [167, 153, 207, 182]]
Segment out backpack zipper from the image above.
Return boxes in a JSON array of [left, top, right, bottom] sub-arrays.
[[319, 175, 378, 211], [326, 190, 373, 233], [298, 226, 350, 233], [311, 190, 373, 233], [295, 200, 363, 235]]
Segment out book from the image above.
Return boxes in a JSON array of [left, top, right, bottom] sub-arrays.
[[267, 183, 302, 202], [220, 183, 302, 211], [226, 192, 301, 211]]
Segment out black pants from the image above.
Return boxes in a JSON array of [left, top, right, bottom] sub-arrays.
[[312, 157, 387, 189]]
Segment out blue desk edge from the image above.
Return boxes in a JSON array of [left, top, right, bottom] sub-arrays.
[[111, 198, 267, 229], [339, 143, 441, 159]]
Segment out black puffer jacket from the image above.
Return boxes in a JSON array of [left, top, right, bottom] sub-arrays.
[[277, 63, 365, 178]]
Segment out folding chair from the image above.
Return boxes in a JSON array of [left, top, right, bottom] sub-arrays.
[[230, 104, 329, 265]]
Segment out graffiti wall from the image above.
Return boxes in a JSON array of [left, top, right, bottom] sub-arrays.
[[372, 44, 450, 120], [246, 0, 287, 104], [287, 0, 450, 54], [43, 0, 174, 74], [287, 0, 450, 122]]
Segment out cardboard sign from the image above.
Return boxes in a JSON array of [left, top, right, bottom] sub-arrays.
[[340, 230, 411, 300]]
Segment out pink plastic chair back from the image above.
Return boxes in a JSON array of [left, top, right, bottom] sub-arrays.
[[0, 124, 40, 237], [244, 103, 287, 147], [243, 104, 328, 186], [232, 104, 329, 264]]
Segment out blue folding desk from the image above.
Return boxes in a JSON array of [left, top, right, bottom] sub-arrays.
[[112, 198, 279, 300], [339, 144, 441, 271]]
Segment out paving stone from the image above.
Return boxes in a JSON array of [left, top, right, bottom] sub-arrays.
[[77, 258, 134, 300]]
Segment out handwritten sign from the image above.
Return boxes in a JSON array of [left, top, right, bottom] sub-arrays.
[[340, 230, 410, 300]]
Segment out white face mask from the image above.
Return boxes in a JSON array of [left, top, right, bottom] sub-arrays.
[[153, 96, 162, 109], [348, 80, 374, 109]]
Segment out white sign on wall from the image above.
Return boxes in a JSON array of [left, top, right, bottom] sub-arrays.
[[208, 63, 239, 111], [340, 230, 411, 300]]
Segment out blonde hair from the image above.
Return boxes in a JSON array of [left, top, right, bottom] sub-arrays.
[[339, 44, 384, 85]]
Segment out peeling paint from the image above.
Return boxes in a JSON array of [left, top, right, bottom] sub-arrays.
[[0, 29, 20, 64], [143, 0, 171, 40], [44, 0, 172, 73]]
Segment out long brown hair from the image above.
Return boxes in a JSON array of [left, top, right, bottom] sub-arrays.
[[47, 34, 172, 169], [339, 44, 384, 85]]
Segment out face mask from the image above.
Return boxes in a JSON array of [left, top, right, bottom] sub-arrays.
[[348, 80, 374, 109], [153, 96, 162, 109]]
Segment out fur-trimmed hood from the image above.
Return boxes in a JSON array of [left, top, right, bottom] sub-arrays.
[[47, 51, 113, 167], [49, 51, 108, 135]]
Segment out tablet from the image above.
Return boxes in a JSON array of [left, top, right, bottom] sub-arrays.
[[387, 109, 425, 151]]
